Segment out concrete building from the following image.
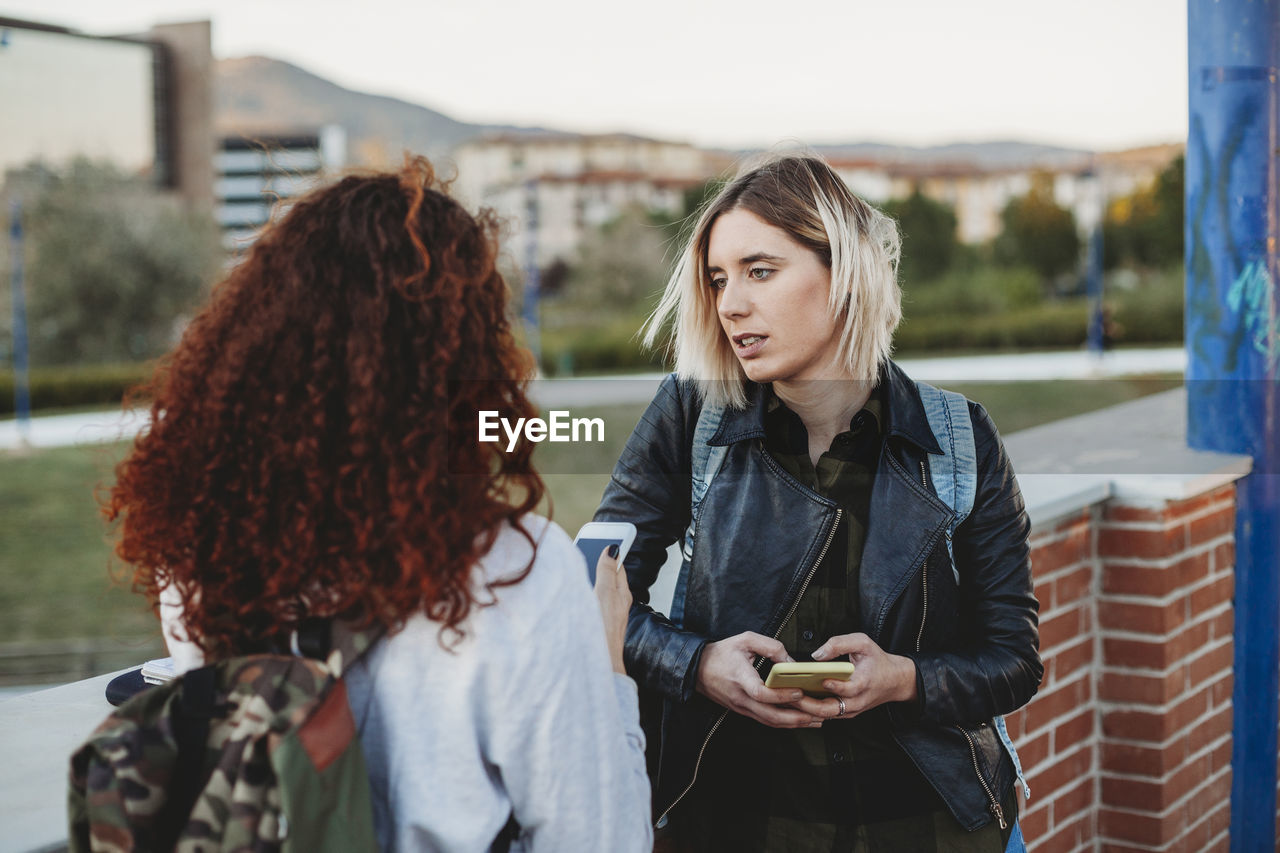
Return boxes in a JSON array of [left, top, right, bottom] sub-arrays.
[[0, 16, 214, 209], [215, 126, 346, 254], [453, 133, 711, 268]]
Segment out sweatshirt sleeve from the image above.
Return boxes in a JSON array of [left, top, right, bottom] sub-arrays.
[[484, 526, 653, 853]]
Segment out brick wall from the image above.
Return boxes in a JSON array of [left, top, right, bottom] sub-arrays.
[[1005, 484, 1238, 852]]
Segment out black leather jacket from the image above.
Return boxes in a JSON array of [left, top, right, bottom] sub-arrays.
[[594, 360, 1042, 831]]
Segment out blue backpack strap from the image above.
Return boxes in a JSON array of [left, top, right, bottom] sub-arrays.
[[915, 381, 977, 585], [916, 381, 1030, 805], [671, 395, 727, 627]]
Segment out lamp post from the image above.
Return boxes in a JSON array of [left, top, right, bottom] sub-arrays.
[[9, 197, 31, 446]]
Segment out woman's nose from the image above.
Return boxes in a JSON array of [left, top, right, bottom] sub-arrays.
[[716, 276, 750, 320]]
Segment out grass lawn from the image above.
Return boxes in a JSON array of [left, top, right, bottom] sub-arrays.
[[0, 374, 1181, 682]]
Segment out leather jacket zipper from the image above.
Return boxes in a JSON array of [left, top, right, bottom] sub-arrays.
[[917, 459, 1003, 828], [654, 507, 844, 829], [956, 724, 1007, 829]]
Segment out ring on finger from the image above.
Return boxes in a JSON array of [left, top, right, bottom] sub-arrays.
[[837, 697, 847, 717]]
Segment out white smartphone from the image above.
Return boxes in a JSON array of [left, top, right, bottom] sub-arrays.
[[573, 521, 637, 583]]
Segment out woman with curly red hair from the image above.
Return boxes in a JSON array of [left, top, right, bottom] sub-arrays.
[[106, 157, 651, 851]]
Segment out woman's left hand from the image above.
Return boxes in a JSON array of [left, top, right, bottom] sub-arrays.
[[792, 633, 919, 720]]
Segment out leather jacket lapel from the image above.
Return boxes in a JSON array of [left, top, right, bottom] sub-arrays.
[[860, 443, 954, 643]]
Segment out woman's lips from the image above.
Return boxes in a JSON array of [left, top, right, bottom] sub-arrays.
[[733, 334, 767, 358]]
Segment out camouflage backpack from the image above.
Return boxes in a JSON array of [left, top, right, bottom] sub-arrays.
[[68, 621, 382, 853]]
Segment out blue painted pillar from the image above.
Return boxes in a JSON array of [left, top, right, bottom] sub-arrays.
[[1186, 4, 1280, 850]]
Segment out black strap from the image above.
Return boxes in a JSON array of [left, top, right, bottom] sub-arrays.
[[151, 665, 218, 851]]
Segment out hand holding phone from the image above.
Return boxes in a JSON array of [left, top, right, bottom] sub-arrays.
[[573, 521, 636, 583], [764, 661, 855, 697], [576, 522, 636, 674]]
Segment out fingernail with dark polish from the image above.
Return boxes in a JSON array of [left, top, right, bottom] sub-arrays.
[[606, 544, 619, 558]]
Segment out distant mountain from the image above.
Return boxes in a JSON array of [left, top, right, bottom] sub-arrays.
[[215, 56, 550, 164], [215, 56, 1127, 172]]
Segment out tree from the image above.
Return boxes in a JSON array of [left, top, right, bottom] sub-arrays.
[[995, 174, 1081, 285], [12, 159, 221, 366], [881, 189, 959, 282], [1102, 155, 1184, 270], [559, 206, 670, 317]]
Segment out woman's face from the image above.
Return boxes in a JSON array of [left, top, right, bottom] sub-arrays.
[[707, 207, 844, 386]]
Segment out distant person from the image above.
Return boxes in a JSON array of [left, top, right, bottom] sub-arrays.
[[593, 152, 1041, 851], [103, 158, 652, 851]]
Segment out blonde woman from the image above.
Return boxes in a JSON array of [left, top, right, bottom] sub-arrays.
[[594, 153, 1041, 851]]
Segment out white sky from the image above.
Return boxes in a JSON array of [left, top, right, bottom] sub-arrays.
[[4, 0, 1189, 151]]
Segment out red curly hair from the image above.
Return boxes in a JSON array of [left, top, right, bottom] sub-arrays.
[[107, 157, 545, 658]]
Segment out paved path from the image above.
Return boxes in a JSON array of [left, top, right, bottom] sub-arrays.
[[0, 347, 1185, 452]]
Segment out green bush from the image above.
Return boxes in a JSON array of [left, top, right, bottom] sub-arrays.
[[902, 266, 1043, 316], [0, 362, 152, 416], [896, 300, 1092, 353]]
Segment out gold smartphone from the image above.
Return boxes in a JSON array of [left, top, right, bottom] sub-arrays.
[[764, 662, 855, 697]]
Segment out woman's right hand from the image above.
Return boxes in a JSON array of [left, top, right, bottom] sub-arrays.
[[695, 632, 824, 728], [593, 547, 631, 675]]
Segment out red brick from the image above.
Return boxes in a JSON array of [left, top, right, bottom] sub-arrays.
[[1099, 597, 1186, 636], [1033, 526, 1094, 574], [1099, 667, 1184, 705], [1208, 798, 1230, 835], [1169, 801, 1214, 853], [1103, 620, 1213, 671], [1041, 606, 1086, 651], [1101, 735, 1189, 776], [1211, 540, 1235, 573], [1034, 577, 1054, 611], [1098, 525, 1186, 560], [1188, 642, 1233, 689], [1039, 811, 1091, 853], [1165, 485, 1236, 521], [1104, 503, 1169, 523], [1209, 608, 1234, 640], [1025, 676, 1090, 737], [1100, 845, 1150, 853], [1187, 505, 1235, 547], [1102, 551, 1211, 597], [1003, 708, 1025, 740], [1189, 575, 1234, 616], [1019, 803, 1049, 843], [1055, 708, 1094, 752], [1099, 805, 1184, 846], [1186, 704, 1232, 757], [1029, 743, 1092, 801], [1055, 565, 1094, 607], [1102, 754, 1209, 812], [1209, 672, 1233, 708], [1210, 738, 1232, 773], [1017, 730, 1051, 773], [1053, 777, 1093, 823], [1053, 637, 1093, 682]]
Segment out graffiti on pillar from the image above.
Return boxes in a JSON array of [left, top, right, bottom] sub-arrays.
[[1226, 258, 1280, 370], [1185, 72, 1273, 377]]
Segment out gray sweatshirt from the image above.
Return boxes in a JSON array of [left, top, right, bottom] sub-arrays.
[[342, 516, 653, 852]]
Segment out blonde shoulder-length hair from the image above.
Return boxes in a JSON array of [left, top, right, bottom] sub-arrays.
[[642, 151, 902, 409]]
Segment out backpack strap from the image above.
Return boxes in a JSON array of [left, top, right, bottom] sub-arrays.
[[671, 394, 728, 627], [915, 381, 976, 585], [154, 665, 218, 852], [916, 380, 1031, 803]]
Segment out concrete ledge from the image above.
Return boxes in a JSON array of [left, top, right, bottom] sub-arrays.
[[0, 670, 125, 853], [1006, 388, 1252, 524]]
